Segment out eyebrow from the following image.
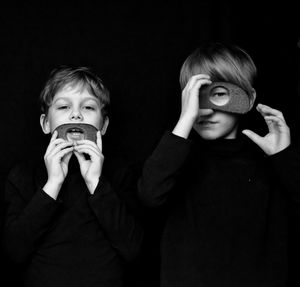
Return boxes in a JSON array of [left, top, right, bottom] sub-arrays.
[[53, 96, 99, 104]]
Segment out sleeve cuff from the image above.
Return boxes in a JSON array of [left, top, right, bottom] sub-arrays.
[[21, 189, 62, 227], [269, 144, 300, 179], [88, 176, 112, 200]]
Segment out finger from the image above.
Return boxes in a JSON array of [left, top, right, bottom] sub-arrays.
[[264, 115, 289, 132], [50, 130, 58, 142], [264, 116, 276, 134], [74, 139, 101, 154], [76, 139, 98, 148], [185, 74, 211, 91], [73, 151, 86, 165], [61, 151, 73, 165], [193, 78, 212, 92], [242, 129, 264, 146], [74, 142, 100, 154], [46, 142, 74, 158], [74, 146, 100, 159], [187, 75, 212, 92], [54, 146, 74, 161], [198, 109, 214, 116], [96, 131, 102, 151], [256, 104, 285, 121], [74, 146, 104, 164], [45, 138, 68, 155]]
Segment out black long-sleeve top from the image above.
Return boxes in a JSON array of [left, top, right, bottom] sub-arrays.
[[3, 156, 143, 287], [138, 131, 300, 287]]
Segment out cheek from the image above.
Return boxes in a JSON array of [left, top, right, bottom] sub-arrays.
[[87, 113, 102, 129], [50, 114, 67, 124], [218, 113, 238, 127], [47, 112, 70, 131], [226, 117, 238, 130]]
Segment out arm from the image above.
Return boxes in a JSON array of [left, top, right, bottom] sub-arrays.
[[138, 131, 192, 207], [242, 104, 300, 201], [3, 165, 62, 263], [173, 74, 212, 139], [242, 104, 291, 155], [74, 133, 143, 261], [3, 131, 73, 263], [139, 74, 211, 207], [43, 130, 74, 199], [88, 168, 144, 262], [269, 143, 300, 202]]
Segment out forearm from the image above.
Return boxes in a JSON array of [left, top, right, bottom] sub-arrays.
[[172, 114, 196, 139], [43, 179, 63, 200], [89, 177, 143, 261], [270, 143, 300, 202], [138, 131, 192, 207], [4, 186, 61, 263]]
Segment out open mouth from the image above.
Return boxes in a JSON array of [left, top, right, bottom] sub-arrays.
[[66, 127, 85, 142]]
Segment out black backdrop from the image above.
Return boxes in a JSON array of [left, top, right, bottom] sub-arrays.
[[1, 1, 299, 286]]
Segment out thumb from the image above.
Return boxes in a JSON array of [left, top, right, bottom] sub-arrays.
[[62, 151, 73, 166], [74, 151, 85, 165], [96, 131, 102, 152], [242, 129, 264, 146]]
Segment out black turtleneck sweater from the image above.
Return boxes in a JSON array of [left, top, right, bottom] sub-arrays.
[[138, 131, 300, 287], [3, 156, 143, 287]]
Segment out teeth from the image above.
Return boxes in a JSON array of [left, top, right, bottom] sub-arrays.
[[70, 129, 81, 133], [68, 132, 83, 137], [67, 132, 84, 142]]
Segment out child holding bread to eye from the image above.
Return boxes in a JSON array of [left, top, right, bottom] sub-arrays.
[[138, 42, 300, 287]]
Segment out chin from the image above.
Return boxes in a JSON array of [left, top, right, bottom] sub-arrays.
[[194, 125, 237, 140], [196, 130, 221, 140], [201, 135, 221, 140]]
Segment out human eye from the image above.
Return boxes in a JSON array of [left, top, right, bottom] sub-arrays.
[[82, 100, 99, 111], [213, 91, 227, 97], [83, 105, 96, 111], [57, 105, 70, 110], [209, 87, 230, 106]]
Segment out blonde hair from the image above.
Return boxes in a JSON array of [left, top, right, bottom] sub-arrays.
[[179, 43, 257, 97], [40, 66, 110, 118]]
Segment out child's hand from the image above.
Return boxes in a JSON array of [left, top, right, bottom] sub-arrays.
[[242, 104, 291, 155], [172, 74, 212, 138], [73, 131, 104, 194], [180, 74, 212, 121], [43, 130, 74, 199]]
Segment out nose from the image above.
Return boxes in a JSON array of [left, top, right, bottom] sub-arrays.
[[198, 108, 214, 117], [69, 109, 83, 121]]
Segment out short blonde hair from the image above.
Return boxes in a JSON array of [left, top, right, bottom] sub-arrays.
[[179, 42, 257, 97], [40, 66, 110, 118]]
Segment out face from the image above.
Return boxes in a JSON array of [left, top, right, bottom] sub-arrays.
[[40, 84, 108, 135], [193, 108, 239, 140]]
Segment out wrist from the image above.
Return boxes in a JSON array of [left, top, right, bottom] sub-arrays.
[[43, 179, 63, 200], [173, 115, 195, 139], [179, 111, 197, 123], [85, 177, 99, 194]]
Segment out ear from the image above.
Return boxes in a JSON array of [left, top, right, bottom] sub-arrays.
[[40, 114, 51, 134], [100, 116, 109, 135], [248, 88, 257, 110]]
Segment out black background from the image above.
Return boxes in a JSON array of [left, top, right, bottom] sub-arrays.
[[1, 1, 299, 286]]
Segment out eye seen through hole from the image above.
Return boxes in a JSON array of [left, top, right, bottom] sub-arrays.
[[209, 86, 230, 106]]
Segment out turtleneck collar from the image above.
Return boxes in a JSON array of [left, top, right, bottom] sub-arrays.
[[189, 129, 256, 159], [67, 155, 81, 175]]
